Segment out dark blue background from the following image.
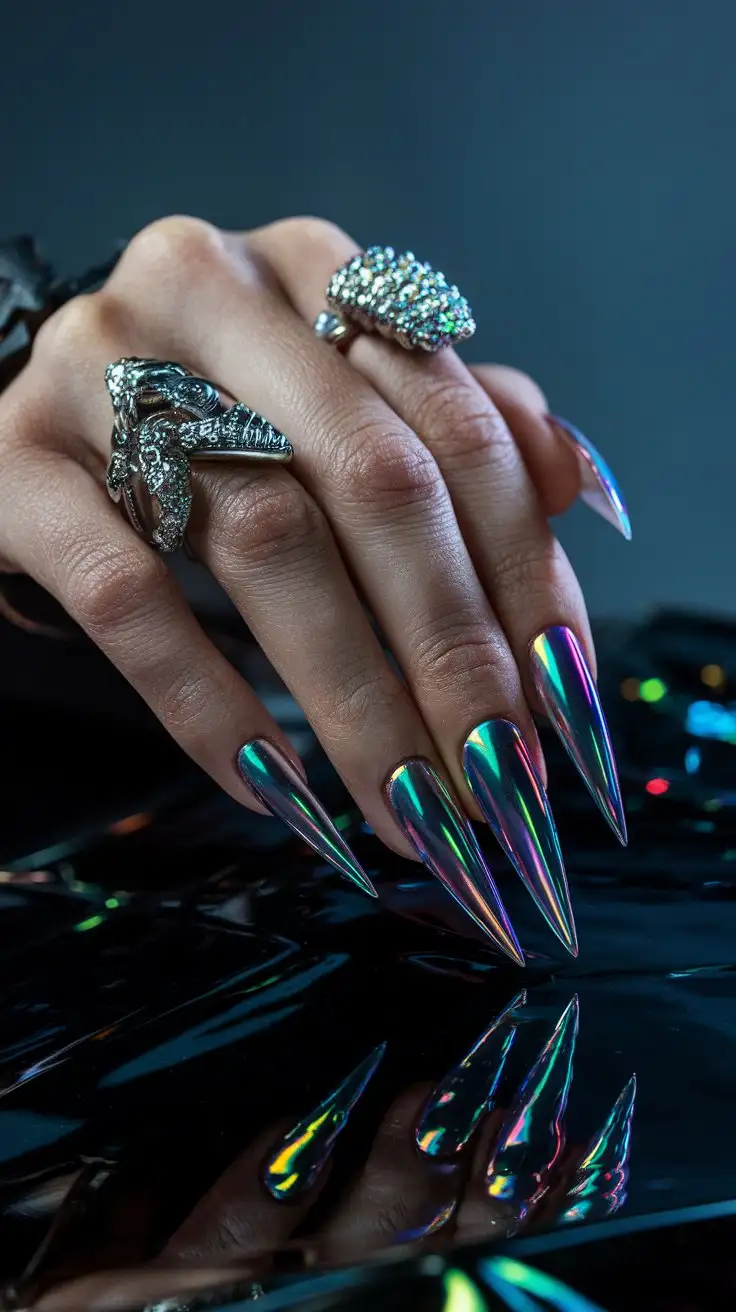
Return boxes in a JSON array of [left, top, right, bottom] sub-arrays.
[[4, 0, 734, 616]]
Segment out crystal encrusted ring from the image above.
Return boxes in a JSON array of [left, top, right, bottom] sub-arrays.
[[105, 357, 293, 553], [314, 246, 476, 354]]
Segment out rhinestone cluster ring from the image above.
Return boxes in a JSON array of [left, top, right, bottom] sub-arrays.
[[314, 246, 476, 354], [105, 357, 293, 553]]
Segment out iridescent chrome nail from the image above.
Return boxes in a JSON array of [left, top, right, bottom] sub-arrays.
[[416, 990, 526, 1159], [556, 1074, 637, 1226], [262, 1043, 386, 1200], [463, 720, 577, 957], [486, 995, 579, 1219], [530, 627, 627, 845], [547, 414, 632, 541], [236, 739, 377, 897], [386, 760, 524, 966]]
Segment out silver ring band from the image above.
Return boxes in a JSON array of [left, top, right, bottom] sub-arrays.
[[105, 358, 293, 552]]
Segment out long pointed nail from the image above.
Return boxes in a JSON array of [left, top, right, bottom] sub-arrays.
[[557, 1074, 637, 1226], [530, 627, 627, 845], [236, 739, 377, 897], [386, 760, 524, 966], [463, 720, 578, 956], [262, 1043, 386, 1200], [416, 990, 526, 1159], [486, 995, 579, 1219], [547, 414, 632, 540]]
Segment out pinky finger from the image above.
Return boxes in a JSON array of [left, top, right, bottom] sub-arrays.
[[470, 364, 631, 538], [0, 452, 373, 894]]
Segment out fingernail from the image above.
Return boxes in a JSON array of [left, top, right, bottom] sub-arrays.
[[386, 760, 524, 966], [416, 990, 526, 1159], [486, 995, 579, 1219], [547, 414, 631, 540], [530, 627, 627, 845], [262, 1043, 386, 1200], [557, 1074, 637, 1226], [236, 739, 377, 897], [463, 720, 577, 957]]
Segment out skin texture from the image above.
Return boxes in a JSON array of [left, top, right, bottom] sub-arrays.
[[0, 214, 593, 862]]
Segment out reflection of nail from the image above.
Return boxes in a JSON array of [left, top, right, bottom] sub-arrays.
[[463, 720, 577, 956], [262, 1044, 386, 1201], [236, 739, 377, 897], [547, 414, 632, 540], [393, 1199, 458, 1245], [557, 1074, 637, 1226], [481, 1255, 608, 1312], [416, 991, 526, 1159], [530, 627, 627, 846], [486, 996, 579, 1219], [386, 760, 524, 966]]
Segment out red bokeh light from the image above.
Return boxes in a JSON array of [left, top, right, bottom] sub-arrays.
[[645, 777, 670, 796]]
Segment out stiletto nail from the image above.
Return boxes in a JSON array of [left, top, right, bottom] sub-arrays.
[[463, 720, 577, 957], [530, 627, 627, 845], [236, 739, 377, 898], [557, 1074, 637, 1226], [386, 760, 524, 966], [262, 1043, 386, 1200], [486, 995, 579, 1219], [547, 414, 632, 540], [416, 990, 526, 1159]]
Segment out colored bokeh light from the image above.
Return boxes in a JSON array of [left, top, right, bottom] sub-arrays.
[[620, 677, 640, 701], [645, 777, 670, 796], [701, 663, 727, 690], [639, 678, 667, 704]]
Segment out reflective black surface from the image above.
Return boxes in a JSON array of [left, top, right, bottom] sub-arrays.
[[1, 608, 736, 1309]]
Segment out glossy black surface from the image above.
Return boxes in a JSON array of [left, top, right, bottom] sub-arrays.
[[1, 608, 736, 1309]]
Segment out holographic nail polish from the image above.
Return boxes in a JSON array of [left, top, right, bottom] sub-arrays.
[[530, 627, 627, 845], [236, 739, 377, 897], [416, 991, 526, 1159], [556, 1074, 637, 1226], [463, 720, 577, 957], [486, 996, 579, 1220], [547, 414, 632, 541], [386, 760, 524, 966], [262, 1044, 386, 1201]]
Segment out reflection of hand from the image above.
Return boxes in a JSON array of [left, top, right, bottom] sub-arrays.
[[21, 993, 635, 1311]]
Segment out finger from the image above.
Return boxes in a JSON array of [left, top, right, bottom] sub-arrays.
[[316, 1085, 462, 1264], [260, 223, 627, 852], [0, 438, 372, 889], [468, 364, 581, 517], [158, 1123, 322, 1266]]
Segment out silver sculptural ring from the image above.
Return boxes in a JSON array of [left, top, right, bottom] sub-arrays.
[[105, 358, 293, 553], [313, 246, 476, 354]]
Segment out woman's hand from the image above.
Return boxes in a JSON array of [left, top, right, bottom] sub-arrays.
[[0, 216, 630, 960]]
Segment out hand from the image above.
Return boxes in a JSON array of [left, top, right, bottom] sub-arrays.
[[0, 217, 630, 959]]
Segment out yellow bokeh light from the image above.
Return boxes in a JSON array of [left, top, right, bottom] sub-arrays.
[[620, 677, 640, 701]]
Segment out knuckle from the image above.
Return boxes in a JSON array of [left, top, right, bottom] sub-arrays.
[[158, 671, 219, 736], [409, 612, 508, 691], [32, 292, 120, 366], [330, 421, 443, 511], [491, 534, 567, 601], [215, 475, 329, 567], [260, 214, 354, 254], [67, 539, 168, 634], [423, 382, 517, 471], [122, 215, 225, 281], [328, 666, 408, 739]]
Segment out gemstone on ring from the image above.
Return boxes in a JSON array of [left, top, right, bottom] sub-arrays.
[[321, 246, 476, 353]]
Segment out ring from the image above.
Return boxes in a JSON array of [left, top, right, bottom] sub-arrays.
[[105, 358, 293, 552], [313, 245, 476, 354]]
